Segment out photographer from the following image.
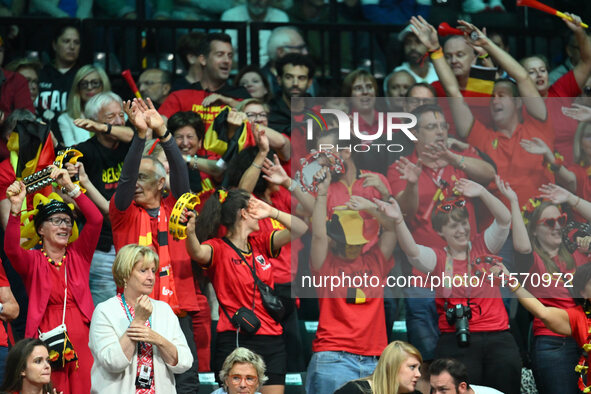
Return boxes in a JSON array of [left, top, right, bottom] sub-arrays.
[[389, 176, 520, 394], [501, 181, 591, 394]]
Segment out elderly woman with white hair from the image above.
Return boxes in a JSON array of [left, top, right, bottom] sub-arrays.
[[213, 347, 268, 394]]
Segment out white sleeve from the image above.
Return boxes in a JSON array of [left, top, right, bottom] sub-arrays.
[[408, 245, 437, 273], [58, 114, 76, 147], [88, 302, 133, 373], [484, 220, 510, 254], [160, 304, 193, 374]]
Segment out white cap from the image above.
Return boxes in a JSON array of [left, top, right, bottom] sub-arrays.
[[398, 25, 416, 42]]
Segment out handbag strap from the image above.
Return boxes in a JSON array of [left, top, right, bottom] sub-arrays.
[[61, 263, 67, 326], [223, 237, 257, 310]]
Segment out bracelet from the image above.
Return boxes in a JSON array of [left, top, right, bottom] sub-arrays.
[[190, 155, 199, 171], [159, 129, 171, 141], [478, 53, 489, 59], [10, 210, 20, 217], [457, 155, 466, 169], [574, 196, 582, 210], [66, 184, 81, 198], [274, 209, 280, 220], [510, 282, 522, 293], [429, 47, 444, 60], [288, 179, 299, 192], [252, 162, 262, 170], [105, 123, 112, 134]]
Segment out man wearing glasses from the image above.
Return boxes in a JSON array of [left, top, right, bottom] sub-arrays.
[[139, 68, 171, 108]]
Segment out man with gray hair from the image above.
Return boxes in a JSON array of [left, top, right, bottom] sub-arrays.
[[214, 347, 267, 394], [72, 91, 133, 306], [262, 26, 311, 96]]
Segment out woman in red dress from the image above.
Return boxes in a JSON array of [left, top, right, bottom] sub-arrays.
[[4, 167, 102, 394]]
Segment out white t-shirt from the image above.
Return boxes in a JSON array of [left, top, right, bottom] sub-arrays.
[[472, 384, 504, 394], [221, 5, 289, 65], [393, 61, 439, 84]]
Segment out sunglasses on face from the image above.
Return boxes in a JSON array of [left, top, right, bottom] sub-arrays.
[[436, 198, 466, 213], [537, 212, 567, 228]]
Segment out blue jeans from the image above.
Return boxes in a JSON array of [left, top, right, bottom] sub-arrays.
[[89, 247, 117, 306], [0, 345, 7, 384], [403, 287, 440, 360], [305, 351, 378, 394], [532, 335, 581, 394]]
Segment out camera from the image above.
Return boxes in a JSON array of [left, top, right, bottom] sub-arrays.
[[445, 301, 472, 347]]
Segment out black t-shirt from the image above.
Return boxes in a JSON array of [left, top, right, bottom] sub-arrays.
[[76, 136, 130, 252], [334, 380, 371, 394], [37, 64, 78, 114]]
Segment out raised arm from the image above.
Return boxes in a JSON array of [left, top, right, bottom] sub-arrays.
[[539, 183, 591, 222], [74, 118, 134, 143], [563, 13, 591, 89], [392, 157, 422, 219], [519, 137, 577, 192], [247, 196, 308, 251], [459, 20, 547, 121], [238, 126, 270, 193], [310, 168, 330, 270], [185, 211, 213, 265], [66, 162, 109, 215], [409, 16, 474, 138], [456, 178, 510, 227], [496, 175, 531, 254], [422, 141, 496, 184]]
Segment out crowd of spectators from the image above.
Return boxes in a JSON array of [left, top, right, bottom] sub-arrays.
[[1, 1, 591, 394]]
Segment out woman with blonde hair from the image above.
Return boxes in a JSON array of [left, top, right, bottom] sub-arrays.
[[335, 341, 422, 394], [89, 244, 192, 393], [58, 65, 111, 146]]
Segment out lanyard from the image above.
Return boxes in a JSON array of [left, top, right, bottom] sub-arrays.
[[120, 294, 152, 328]]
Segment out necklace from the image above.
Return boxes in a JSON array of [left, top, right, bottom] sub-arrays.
[[41, 248, 66, 267]]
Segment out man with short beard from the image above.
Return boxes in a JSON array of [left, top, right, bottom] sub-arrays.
[[393, 25, 439, 84], [158, 33, 249, 128]]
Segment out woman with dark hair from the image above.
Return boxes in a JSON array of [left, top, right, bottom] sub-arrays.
[[184, 188, 308, 394], [0, 338, 58, 394], [4, 167, 102, 394], [235, 66, 272, 103], [499, 180, 591, 394], [503, 261, 591, 394], [37, 25, 81, 124]]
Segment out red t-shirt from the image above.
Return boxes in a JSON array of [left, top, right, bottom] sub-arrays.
[[432, 234, 509, 332], [467, 112, 554, 207], [567, 306, 590, 366], [569, 164, 591, 222], [312, 244, 393, 355], [528, 251, 588, 336], [0, 263, 10, 347], [250, 188, 293, 284], [324, 170, 392, 253], [204, 231, 282, 336], [158, 90, 226, 129], [109, 194, 200, 312]]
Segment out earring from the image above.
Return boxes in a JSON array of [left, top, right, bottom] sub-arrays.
[[123, 280, 127, 289]]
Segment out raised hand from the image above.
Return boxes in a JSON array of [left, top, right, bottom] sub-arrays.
[[561, 103, 591, 122], [73, 118, 110, 134], [262, 154, 289, 187], [396, 157, 422, 184], [315, 166, 332, 195], [538, 183, 572, 204], [227, 109, 247, 127], [447, 137, 469, 152], [124, 99, 148, 136], [577, 236, 591, 252], [247, 197, 274, 220], [409, 15, 440, 51], [454, 178, 484, 198], [519, 137, 552, 157], [50, 165, 74, 190], [562, 12, 585, 33], [457, 20, 488, 48], [374, 197, 404, 222], [422, 141, 452, 167], [253, 124, 270, 153], [495, 175, 518, 203], [134, 98, 165, 136], [6, 180, 26, 210]]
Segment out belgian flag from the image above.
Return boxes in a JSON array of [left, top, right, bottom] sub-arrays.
[[466, 64, 497, 96], [203, 106, 256, 166]]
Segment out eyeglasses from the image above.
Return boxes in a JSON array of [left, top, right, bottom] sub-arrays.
[[436, 198, 466, 213], [79, 79, 102, 90], [583, 87, 591, 97], [537, 212, 567, 228], [245, 112, 268, 120], [46, 217, 73, 227], [229, 375, 258, 386]]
